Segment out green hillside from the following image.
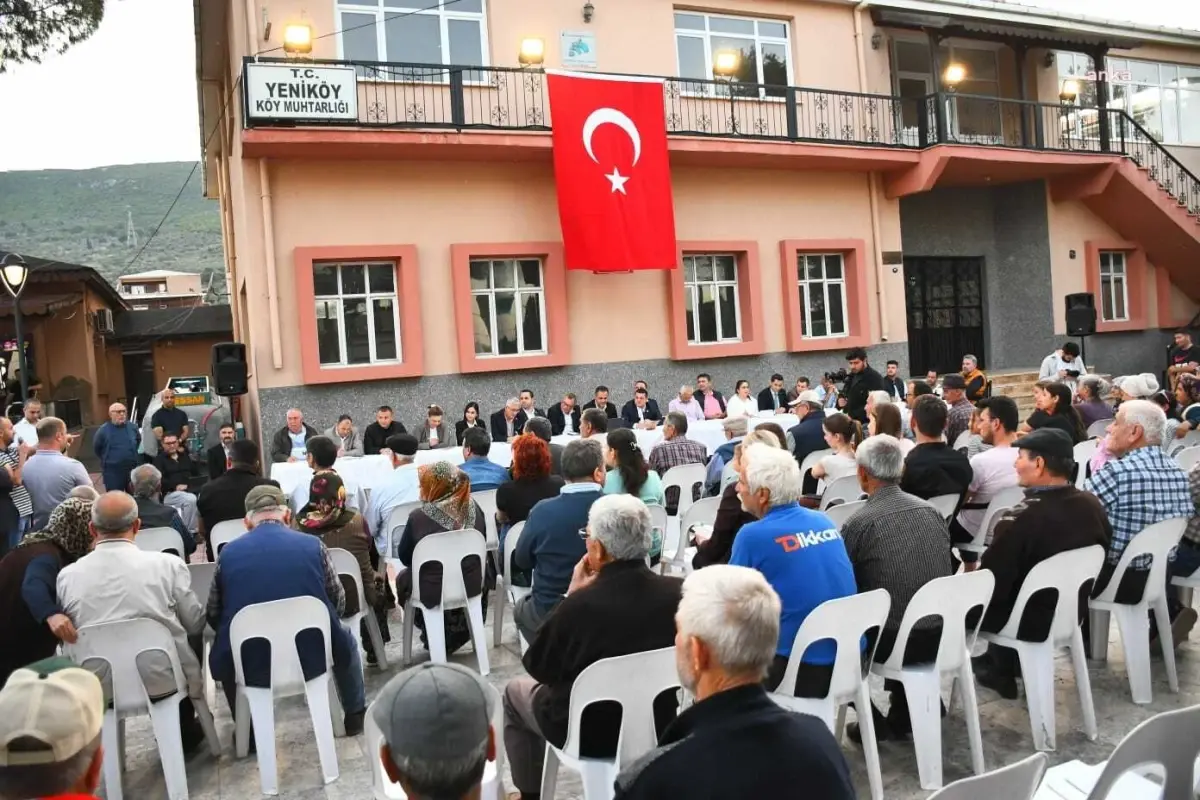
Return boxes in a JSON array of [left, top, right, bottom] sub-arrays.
[[0, 162, 225, 296]]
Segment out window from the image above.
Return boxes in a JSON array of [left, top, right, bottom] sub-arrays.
[[674, 12, 791, 97], [312, 261, 401, 366], [469, 258, 546, 357], [337, 0, 487, 81], [683, 254, 741, 344], [796, 253, 848, 338], [1056, 52, 1200, 144], [1099, 250, 1129, 322]]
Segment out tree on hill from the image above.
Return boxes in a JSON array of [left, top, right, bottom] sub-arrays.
[[0, 0, 106, 72]]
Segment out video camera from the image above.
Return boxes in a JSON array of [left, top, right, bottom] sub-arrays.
[[824, 368, 849, 384]]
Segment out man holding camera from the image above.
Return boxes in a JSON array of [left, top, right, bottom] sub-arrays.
[[1038, 342, 1087, 388], [840, 347, 886, 424]]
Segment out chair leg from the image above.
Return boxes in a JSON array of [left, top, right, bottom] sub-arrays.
[[1112, 604, 1153, 704], [402, 598, 415, 665], [234, 687, 251, 759], [958, 660, 986, 776], [1070, 627, 1098, 742], [492, 575, 506, 649], [1088, 608, 1111, 661], [244, 687, 279, 795], [364, 608, 390, 670], [901, 670, 945, 790], [1015, 642, 1056, 752], [856, 683, 885, 800], [834, 703, 848, 743], [193, 696, 222, 757], [1152, 597, 1179, 693], [148, 696, 189, 800], [202, 636, 216, 710], [539, 744, 560, 799], [328, 677, 346, 738], [467, 596, 491, 676], [304, 675, 341, 785], [425, 607, 448, 664], [101, 710, 124, 800]]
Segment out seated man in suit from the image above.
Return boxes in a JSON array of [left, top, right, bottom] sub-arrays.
[[516, 389, 545, 432], [490, 397, 523, 443], [547, 393, 581, 436], [581, 385, 620, 419], [524, 416, 564, 476], [197, 439, 279, 562], [621, 385, 662, 430], [206, 423, 237, 481], [758, 373, 790, 415]]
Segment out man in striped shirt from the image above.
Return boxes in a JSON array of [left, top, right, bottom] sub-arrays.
[[0, 417, 33, 552]]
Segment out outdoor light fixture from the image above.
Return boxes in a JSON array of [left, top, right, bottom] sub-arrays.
[[582, 1, 594, 23], [282, 23, 313, 55], [518, 37, 545, 66], [870, 31, 883, 50], [1060, 78, 1080, 103], [713, 49, 740, 78], [0, 253, 30, 404], [943, 62, 966, 88]]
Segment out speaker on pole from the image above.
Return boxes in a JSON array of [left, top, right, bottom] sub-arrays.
[[212, 342, 248, 396], [1065, 293, 1096, 337]]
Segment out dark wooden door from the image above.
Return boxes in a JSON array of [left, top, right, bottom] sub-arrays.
[[123, 351, 157, 424], [903, 256, 985, 375]]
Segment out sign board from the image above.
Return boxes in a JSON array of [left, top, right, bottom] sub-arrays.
[[560, 31, 597, 69], [245, 63, 358, 122]]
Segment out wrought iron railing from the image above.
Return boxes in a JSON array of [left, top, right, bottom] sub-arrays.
[[1106, 109, 1200, 215]]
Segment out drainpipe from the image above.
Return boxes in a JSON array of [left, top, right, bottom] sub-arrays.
[[259, 159, 283, 369], [853, 1, 891, 341]]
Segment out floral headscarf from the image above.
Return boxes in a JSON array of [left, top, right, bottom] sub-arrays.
[[418, 461, 476, 531], [297, 471, 356, 531], [20, 497, 95, 561], [1179, 374, 1200, 407]]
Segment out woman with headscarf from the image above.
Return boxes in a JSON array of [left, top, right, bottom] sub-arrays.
[[395, 461, 494, 655], [0, 497, 94, 686], [1170, 373, 1200, 442]]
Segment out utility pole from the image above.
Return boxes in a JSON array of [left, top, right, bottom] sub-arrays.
[[125, 210, 138, 249]]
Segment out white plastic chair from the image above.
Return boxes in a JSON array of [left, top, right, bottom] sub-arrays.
[[719, 460, 738, 493], [383, 500, 422, 594], [952, 431, 972, 451], [1171, 562, 1199, 611], [647, 504, 668, 567], [1084, 703, 1200, 800], [367, 680, 507, 800], [401, 529, 490, 675], [660, 463, 708, 574], [799, 448, 833, 493], [819, 474, 866, 511], [135, 526, 187, 558], [187, 562, 219, 707], [328, 547, 390, 670], [661, 495, 720, 575], [1174, 445, 1200, 472], [1074, 439, 1100, 489], [540, 647, 680, 800], [492, 521, 531, 650], [1088, 517, 1187, 704], [824, 499, 866, 529], [770, 590, 890, 800], [208, 519, 245, 557], [1085, 419, 1113, 439], [927, 752, 1047, 800], [980, 546, 1104, 751], [66, 618, 221, 800], [957, 485, 1024, 558], [230, 596, 346, 795], [1168, 428, 1200, 455], [926, 493, 960, 520], [473, 489, 500, 552], [870, 570, 995, 790]]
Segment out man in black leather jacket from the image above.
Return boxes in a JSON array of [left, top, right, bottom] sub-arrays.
[[841, 347, 885, 424]]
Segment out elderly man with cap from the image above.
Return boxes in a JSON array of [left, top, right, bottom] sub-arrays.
[[373, 662, 498, 800], [942, 374, 974, 447], [786, 390, 827, 490], [366, 433, 422, 557], [972, 428, 1112, 698], [0, 657, 106, 800], [206, 484, 367, 736]]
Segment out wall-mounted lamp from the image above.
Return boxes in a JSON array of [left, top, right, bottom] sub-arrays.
[[1059, 78, 1080, 103], [870, 31, 883, 50], [713, 49, 740, 78], [282, 23, 313, 56], [583, 1, 594, 23], [1043, 51, 1056, 69], [943, 62, 966, 89], [518, 37, 545, 66]]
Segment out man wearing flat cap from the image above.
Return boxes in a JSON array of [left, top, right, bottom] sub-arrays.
[[365, 433, 421, 558], [971, 428, 1111, 698], [373, 662, 497, 799]]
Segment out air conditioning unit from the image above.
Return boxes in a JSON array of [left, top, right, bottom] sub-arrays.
[[93, 309, 114, 335]]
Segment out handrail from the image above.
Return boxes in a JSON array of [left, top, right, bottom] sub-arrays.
[[1105, 107, 1200, 195]]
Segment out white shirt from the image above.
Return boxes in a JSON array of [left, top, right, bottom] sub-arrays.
[[955, 446, 1019, 534], [1039, 351, 1087, 382], [57, 539, 205, 699], [820, 452, 858, 483], [725, 395, 759, 418], [291, 469, 362, 518], [13, 418, 37, 446], [366, 462, 421, 555]]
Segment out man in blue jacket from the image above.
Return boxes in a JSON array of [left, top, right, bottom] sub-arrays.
[[93, 402, 141, 493], [788, 392, 828, 494]]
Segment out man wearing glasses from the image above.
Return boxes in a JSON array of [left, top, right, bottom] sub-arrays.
[[93, 402, 141, 493]]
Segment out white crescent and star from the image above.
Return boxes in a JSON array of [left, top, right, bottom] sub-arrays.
[[581, 107, 641, 195]]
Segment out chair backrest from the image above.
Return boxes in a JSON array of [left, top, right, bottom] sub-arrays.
[[188, 562, 217, 607], [384, 500, 422, 561], [472, 489, 499, 548], [1085, 419, 1113, 440], [502, 521, 526, 582], [719, 461, 738, 493], [819, 474, 866, 511], [229, 595, 333, 693], [411, 529, 487, 609], [328, 547, 367, 616], [798, 448, 833, 483], [975, 485, 1026, 547], [66, 618, 186, 714], [562, 647, 680, 765], [646, 504, 667, 560], [926, 493, 960, 519], [1085, 703, 1200, 800], [1170, 429, 1200, 455], [1174, 445, 1200, 472], [134, 526, 186, 558], [952, 431, 972, 452], [661, 463, 708, 518], [1091, 517, 1188, 605], [209, 519, 246, 557], [881, 570, 995, 673], [780, 589, 890, 705], [928, 752, 1048, 800], [1074, 439, 1100, 489], [992, 546, 1104, 644], [824, 499, 865, 528], [680, 495, 721, 534]]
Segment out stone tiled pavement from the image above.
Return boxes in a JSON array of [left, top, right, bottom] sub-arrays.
[[109, 601, 1200, 800]]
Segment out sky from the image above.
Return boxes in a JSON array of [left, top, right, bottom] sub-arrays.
[[0, 0, 1199, 172]]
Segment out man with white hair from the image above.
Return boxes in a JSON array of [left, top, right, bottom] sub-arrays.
[[503, 494, 681, 800], [667, 385, 704, 423], [840, 436, 952, 741], [490, 397, 523, 443], [731, 444, 857, 697], [270, 408, 318, 464], [1086, 399, 1196, 645], [613, 566, 853, 799], [129, 464, 194, 557]]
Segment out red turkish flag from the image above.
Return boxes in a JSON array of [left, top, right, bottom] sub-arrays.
[[547, 72, 678, 272]]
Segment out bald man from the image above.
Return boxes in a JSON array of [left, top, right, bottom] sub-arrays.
[[150, 389, 191, 443], [270, 408, 318, 463], [93, 402, 142, 493]]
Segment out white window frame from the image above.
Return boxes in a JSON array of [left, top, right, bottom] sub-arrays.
[[1098, 250, 1130, 323], [683, 254, 742, 345], [673, 11, 793, 99], [1103, 56, 1200, 145], [312, 260, 403, 367], [796, 253, 849, 339], [335, 0, 490, 81], [469, 258, 548, 358]]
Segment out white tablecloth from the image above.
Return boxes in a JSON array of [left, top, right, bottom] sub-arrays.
[[551, 415, 799, 457]]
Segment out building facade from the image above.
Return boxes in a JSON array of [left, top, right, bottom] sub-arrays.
[[117, 269, 207, 308], [193, 0, 1200, 442]]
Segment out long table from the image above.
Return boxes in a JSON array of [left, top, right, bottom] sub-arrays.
[[549, 415, 800, 456]]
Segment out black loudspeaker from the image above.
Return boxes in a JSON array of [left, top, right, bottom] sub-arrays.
[[1065, 293, 1097, 337], [212, 342, 248, 396]]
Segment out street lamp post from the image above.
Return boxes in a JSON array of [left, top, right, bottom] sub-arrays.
[[0, 254, 30, 405]]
